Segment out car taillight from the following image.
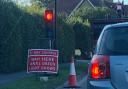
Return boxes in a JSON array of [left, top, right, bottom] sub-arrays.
[[90, 55, 110, 79]]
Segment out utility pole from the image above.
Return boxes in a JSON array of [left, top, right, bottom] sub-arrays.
[[54, 0, 57, 49], [102, 0, 104, 8]]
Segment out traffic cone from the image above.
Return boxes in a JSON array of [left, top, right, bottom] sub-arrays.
[[64, 56, 80, 88]]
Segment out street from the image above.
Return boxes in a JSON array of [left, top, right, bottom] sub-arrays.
[[76, 60, 88, 89], [1, 0, 128, 89], [77, 76, 87, 89], [63, 76, 87, 89], [56, 59, 89, 89]]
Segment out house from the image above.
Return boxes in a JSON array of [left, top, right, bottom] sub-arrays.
[[47, 0, 95, 17], [48, 0, 128, 18]]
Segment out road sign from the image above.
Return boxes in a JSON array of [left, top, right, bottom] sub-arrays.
[[27, 49, 58, 74]]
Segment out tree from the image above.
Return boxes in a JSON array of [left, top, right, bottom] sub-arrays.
[[67, 16, 91, 59], [75, 7, 117, 19], [0, 0, 45, 72], [30, 0, 52, 7]]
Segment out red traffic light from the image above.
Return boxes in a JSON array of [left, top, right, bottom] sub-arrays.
[[44, 10, 54, 23]]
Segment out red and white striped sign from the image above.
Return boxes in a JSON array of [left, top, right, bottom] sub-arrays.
[[27, 49, 59, 74]]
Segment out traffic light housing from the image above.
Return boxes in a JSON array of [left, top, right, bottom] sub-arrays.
[[44, 10, 54, 38], [44, 10, 54, 23]]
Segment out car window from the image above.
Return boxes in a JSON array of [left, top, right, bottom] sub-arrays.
[[99, 27, 128, 55]]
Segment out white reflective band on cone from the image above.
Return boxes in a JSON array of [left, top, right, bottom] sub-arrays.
[[70, 62, 76, 75]]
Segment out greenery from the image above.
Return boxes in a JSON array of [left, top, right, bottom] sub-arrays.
[[30, 0, 53, 7], [69, 3, 120, 56], [0, 0, 117, 73], [0, 0, 76, 72], [0, 0, 46, 73], [75, 7, 117, 19], [56, 17, 75, 63], [0, 62, 88, 89], [67, 16, 92, 58]]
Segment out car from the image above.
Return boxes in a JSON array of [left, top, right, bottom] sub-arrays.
[[87, 22, 128, 89]]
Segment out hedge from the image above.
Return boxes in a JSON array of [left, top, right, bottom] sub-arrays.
[[0, 1, 75, 73]]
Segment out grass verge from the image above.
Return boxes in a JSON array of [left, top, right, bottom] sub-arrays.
[[0, 62, 88, 89]]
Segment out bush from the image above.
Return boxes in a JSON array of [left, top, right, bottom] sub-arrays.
[[0, 1, 76, 72], [75, 7, 117, 19], [68, 17, 91, 51], [56, 17, 75, 63], [67, 16, 92, 59], [0, 1, 45, 73]]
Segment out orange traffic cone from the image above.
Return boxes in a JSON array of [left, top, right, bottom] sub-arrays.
[[64, 56, 80, 88]]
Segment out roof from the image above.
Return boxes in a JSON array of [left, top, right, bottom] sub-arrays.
[[89, 0, 102, 7], [48, 0, 128, 17], [48, 0, 83, 14]]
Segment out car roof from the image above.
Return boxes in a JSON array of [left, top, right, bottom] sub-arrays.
[[104, 22, 128, 31]]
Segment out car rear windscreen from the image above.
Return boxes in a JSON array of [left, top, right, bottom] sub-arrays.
[[99, 27, 128, 55]]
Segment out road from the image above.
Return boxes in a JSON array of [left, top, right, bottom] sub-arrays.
[[0, 71, 32, 85], [61, 75, 87, 89], [76, 60, 88, 89], [77, 75, 87, 89], [0, 60, 89, 88], [56, 59, 90, 89], [76, 60, 89, 89]]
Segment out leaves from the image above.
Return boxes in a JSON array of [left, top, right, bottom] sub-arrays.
[[0, 0, 45, 73]]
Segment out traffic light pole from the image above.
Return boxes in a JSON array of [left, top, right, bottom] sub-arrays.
[[54, 0, 57, 49]]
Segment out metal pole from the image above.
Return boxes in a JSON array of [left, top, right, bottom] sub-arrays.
[[49, 39, 52, 49], [102, 0, 104, 8], [54, 0, 57, 49]]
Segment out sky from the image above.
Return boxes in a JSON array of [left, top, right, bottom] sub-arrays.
[[12, 0, 31, 6], [113, 0, 128, 5]]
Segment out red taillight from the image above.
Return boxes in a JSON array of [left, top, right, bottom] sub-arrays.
[[90, 55, 110, 79]]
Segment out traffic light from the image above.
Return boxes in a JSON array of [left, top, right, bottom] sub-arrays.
[[44, 10, 54, 39], [44, 10, 54, 23]]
